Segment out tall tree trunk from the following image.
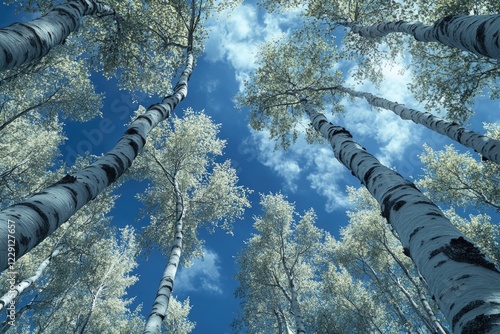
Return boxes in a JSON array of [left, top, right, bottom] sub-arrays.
[[330, 85, 500, 163], [343, 14, 500, 59], [288, 277, 306, 334], [0, 244, 63, 312], [0, 0, 115, 72], [300, 97, 500, 333], [143, 174, 185, 334], [0, 51, 194, 272]]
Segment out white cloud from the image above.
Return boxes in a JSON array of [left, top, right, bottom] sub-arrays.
[[244, 126, 351, 212], [204, 3, 303, 89], [175, 248, 223, 294]]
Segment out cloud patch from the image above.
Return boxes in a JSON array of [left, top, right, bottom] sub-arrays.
[[175, 248, 223, 294]]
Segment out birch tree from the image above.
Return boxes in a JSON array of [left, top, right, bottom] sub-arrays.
[[260, 0, 500, 122], [0, 158, 144, 333], [234, 193, 325, 334], [0, 41, 103, 131], [238, 32, 500, 333], [131, 109, 251, 334], [334, 186, 450, 333], [0, 0, 115, 72], [0, 15, 195, 270]]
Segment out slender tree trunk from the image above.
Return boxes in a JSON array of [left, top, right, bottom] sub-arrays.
[[78, 262, 116, 333], [300, 96, 500, 333], [0, 244, 62, 312], [143, 175, 185, 334], [0, 0, 115, 72], [382, 241, 448, 334], [288, 277, 306, 334], [330, 85, 500, 163], [343, 14, 500, 59], [363, 260, 427, 332], [0, 51, 194, 272]]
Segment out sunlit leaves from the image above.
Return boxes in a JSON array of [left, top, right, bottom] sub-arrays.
[[417, 136, 500, 211], [238, 26, 342, 149], [163, 296, 196, 334]]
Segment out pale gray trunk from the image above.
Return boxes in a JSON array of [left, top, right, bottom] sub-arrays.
[[0, 0, 115, 72], [301, 97, 500, 333], [143, 175, 185, 334], [0, 52, 193, 272], [288, 277, 306, 334], [333, 85, 500, 163], [0, 244, 62, 311], [344, 14, 500, 59]]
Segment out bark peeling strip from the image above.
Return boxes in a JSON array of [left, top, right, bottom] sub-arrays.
[[429, 237, 499, 272]]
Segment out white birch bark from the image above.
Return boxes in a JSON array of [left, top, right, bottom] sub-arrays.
[[344, 14, 500, 59], [0, 244, 62, 312], [0, 51, 193, 272], [333, 85, 500, 164], [301, 97, 500, 333], [143, 176, 185, 334], [288, 277, 306, 334], [0, 0, 115, 72]]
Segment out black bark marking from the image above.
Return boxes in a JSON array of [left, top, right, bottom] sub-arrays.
[[434, 260, 446, 268], [17, 203, 49, 228], [427, 212, 442, 217], [363, 166, 377, 186], [109, 153, 125, 174], [393, 200, 406, 211], [457, 274, 471, 280], [19, 234, 29, 246], [453, 300, 486, 328], [125, 128, 138, 135], [331, 127, 352, 138], [101, 164, 117, 184], [317, 119, 327, 128], [481, 155, 489, 162], [462, 313, 500, 334], [136, 114, 153, 126], [129, 139, 139, 158], [409, 226, 424, 241], [476, 21, 487, 55], [403, 247, 411, 258], [82, 182, 93, 202], [429, 237, 499, 272], [54, 7, 78, 27], [349, 152, 359, 169], [3, 48, 13, 65], [62, 185, 78, 208], [56, 174, 77, 184]]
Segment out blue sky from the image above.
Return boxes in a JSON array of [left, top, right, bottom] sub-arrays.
[[1, 2, 500, 333]]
